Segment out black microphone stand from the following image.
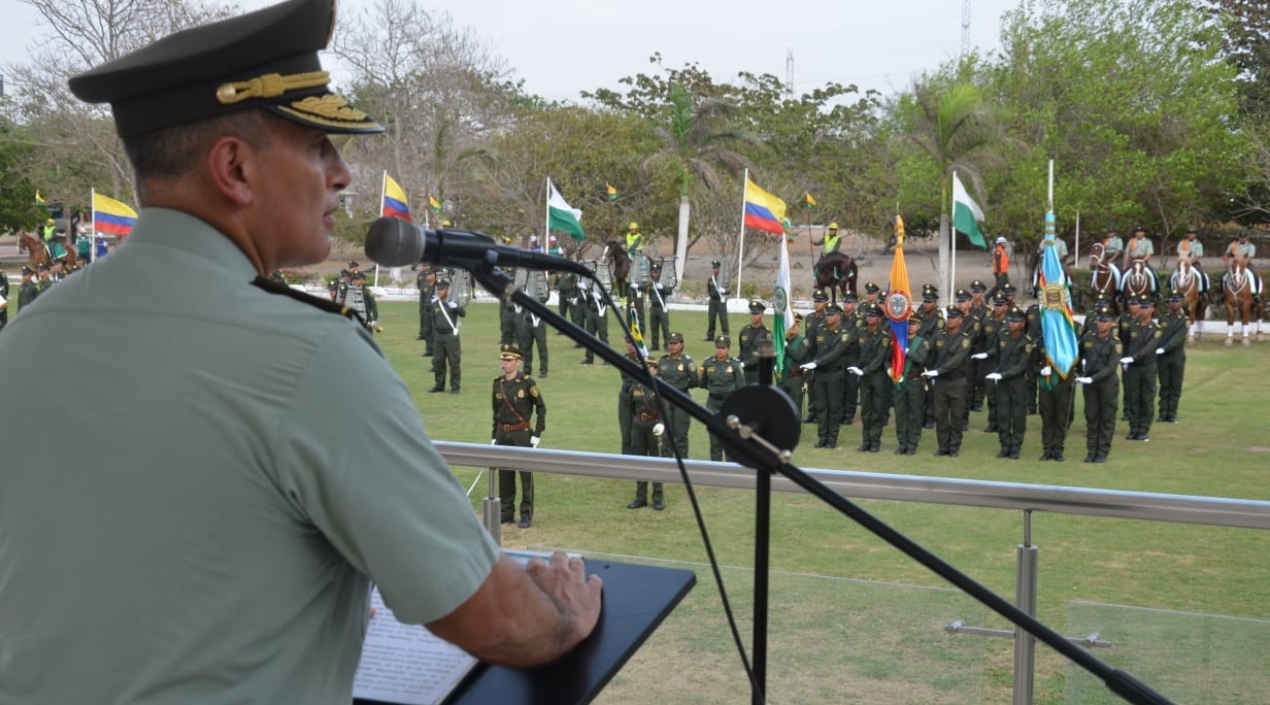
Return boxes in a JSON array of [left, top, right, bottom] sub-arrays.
[[448, 255, 1173, 705]]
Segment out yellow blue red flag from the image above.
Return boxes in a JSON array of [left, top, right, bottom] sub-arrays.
[[382, 173, 411, 222], [886, 216, 912, 383], [743, 179, 787, 235], [92, 192, 138, 237]]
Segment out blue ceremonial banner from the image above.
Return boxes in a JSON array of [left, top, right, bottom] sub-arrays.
[[1038, 211, 1078, 382]]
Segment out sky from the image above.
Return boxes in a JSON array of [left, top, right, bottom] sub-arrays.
[[0, 0, 1023, 103]]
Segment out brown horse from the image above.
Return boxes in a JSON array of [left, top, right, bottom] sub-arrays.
[[1223, 261, 1265, 346], [17, 232, 50, 268], [600, 239, 631, 297], [813, 251, 858, 304], [1170, 254, 1207, 342], [1088, 242, 1120, 313]]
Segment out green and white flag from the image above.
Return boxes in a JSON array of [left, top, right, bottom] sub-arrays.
[[951, 171, 988, 249], [547, 179, 585, 242]]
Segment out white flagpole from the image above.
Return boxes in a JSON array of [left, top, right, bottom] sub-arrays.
[[375, 172, 388, 287], [949, 170, 956, 299], [89, 188, 96, 263], [544, 177, 552, 249], [736, 169, 748, 304], [1075, 210, 1081, 264]]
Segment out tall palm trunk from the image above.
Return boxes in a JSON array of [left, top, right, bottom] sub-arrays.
[[675, 195, 690, 285]]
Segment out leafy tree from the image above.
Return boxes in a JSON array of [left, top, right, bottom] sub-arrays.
[[0, 117, 44, 233], [1207, 0, 1270, 116]]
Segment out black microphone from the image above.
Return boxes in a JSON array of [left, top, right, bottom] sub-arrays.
[[363, 217, 591, 276]]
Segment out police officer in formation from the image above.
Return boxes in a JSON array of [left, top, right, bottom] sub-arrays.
[[704, 260, 729, 341], [799, 304, 852, 449], [1156, 290, 1189, 423], [1036, 331, 1077, 462], [555, 269, 581, 329], [415, 266, 437, 354], [580, 279, 608, 365], [491, 344, 545, 529], [923, 305, 973, 456], [429, 280, 464, 393], [699, 335, 745, 461], [1121, 297, 1164, 441], [972, 294, 1008, 431], [985, 306, 1035, 459], [1076, 305, 1122, 463], [778, 314, 810, 419], [893, 312, 929, 455], [646, 263, 673, 351], [627, 358, 668, 510], [800, 290, 830, 423], [657, 332, 698, 457], [737, 299, 771, 386], [837, 292, 863, 425], [849, 304, 892, 452], [518, 280, 550, 378], [17, 267, 39, 311]]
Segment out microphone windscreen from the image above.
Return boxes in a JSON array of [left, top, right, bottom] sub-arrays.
[[364, 217, 425, 267]]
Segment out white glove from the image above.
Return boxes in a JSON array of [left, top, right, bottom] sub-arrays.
[[530, 435, 541, 448], [971, 352, 989, 360], [922, 369, 939, 379], [800, 361, 818, 371], [1119, 356, 1133, 365], [652, 422, 665, 436], [985, 372, 1002, 381], [847, 366, 863, 376], [1040, 365, 1052, 377], [1076, 376, 1093, 385], [655, 283, 664, 290], [490, 438, 498, 445], [739, 361, 746, 369], [448, 301, 458, 309], [1155, 347, 1165, 355]]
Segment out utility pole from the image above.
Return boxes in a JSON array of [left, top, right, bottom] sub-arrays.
[[785, 49, 795, 97], [961, 0, 972, 56]]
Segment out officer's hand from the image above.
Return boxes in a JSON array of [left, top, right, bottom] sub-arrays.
[[531, 436, 541, 448], [1155, 347, 1165, 355], [1040, 365, 1052, 377], [847, 366, 863, 376], [1119, 356, 1134, 365], [652, 422, 665, 436], [491, 438, 498, 445], [971, 352, 989, 360], [922, 369, 940, 378], [985, 372, 1002, 382], [739, 361, 745, 369], [800, 361, 818, 371], [448, 301, 458, 309], [1076, 376, 1093, 385]]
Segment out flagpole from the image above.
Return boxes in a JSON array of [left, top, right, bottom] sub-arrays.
[[607, 184, 615, 241], [375, 171, 388, 287], [806, 196, 815, 274], [950, 170, 957, 300], [89, 188, 96, 264], [1074, 210, 1080, 265], [544, 177, 552, 250], [736, 169, 749, 305]]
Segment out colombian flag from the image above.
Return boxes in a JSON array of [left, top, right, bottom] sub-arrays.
[[887, 216, 912, 383], [743, 178, 787, 235], [92, 192, 138, 237], [382, 173, 411, 222]]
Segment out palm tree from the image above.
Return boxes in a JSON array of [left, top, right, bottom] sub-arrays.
[[641, 82, 758, 280], [898, 80, 1024, 295]]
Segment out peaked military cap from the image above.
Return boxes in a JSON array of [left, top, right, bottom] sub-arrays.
[[1139, 297, 1155, 307], [955, 288, 971, 302], [825, 304, 843, 315], [714, 334, 731, 347], [908, 310, 923, 323], [21, 266, 35, 276], [650, 263, 662, 273], [347, 260, 360, 268], [1001, 283, 1017, 294], [645, 358, 660, 369], [435, 279, 451, 289], [500, 344, 522, 360], [813, 289, 829, 302], [1125, 296, 1141, 306], [864, 282, 880, 293], [970, 279, 987, 292], [710, 260, 721, 268], [667, 331, 684, 343], [992, 294, 1009, 305], [1006, 306, 1026, 321], [1095, 305, 1115, 320], [841, 290, 858, 302], [748, 299, 766, 313], [864, 304, 883, 317], [945, 304, 964, 318], [1168, 289, 1184, 301], [67, 0, 382, 138]]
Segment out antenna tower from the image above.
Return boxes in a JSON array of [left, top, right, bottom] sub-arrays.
[[961, 0, 971, 56], [785, 49, 794, 97]]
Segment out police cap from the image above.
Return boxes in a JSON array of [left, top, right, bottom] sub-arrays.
[[499, 344, 522, 360], [748, 299, 766, 314], [1095, 306, 1115, 321], [1168, 289, 1183, 302], [970, 279, 987, 292], [864, 304, 883, 317], [813, 289, 829, 302], [955, 288, 971, 302], [825, 304, 843, 316], [864, 282, 880, 294], [841, 290, 858, 303], [1001, 283, 1017, 295], [711, 260, 721, 268], [1006, 306, 1026, 321], [21, 266, 34, 276], [435, 279, 451, 289], [714, 334, 731, 347], [67, 0, 382, 138], [945, 305, 964, 318], [907, 311, 923, 324], [667, 332, 684, 344], [650, 263, 662, 273]]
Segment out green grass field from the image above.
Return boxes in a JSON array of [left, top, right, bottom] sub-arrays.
[[373, 298, 1269, 705]]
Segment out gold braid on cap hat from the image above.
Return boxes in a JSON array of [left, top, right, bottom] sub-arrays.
[[216, 71, 331, 104]]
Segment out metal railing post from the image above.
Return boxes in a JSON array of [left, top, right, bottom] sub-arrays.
[[1014, 510, 1038, 705]]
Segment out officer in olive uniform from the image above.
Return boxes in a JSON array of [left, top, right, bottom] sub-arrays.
[[500, 296, 524, 346], [778, 315, 810, 420], [627, 358, 668, 510], [332, 269, 350, 304], [704, 260, 729, 340], [415, 266, 436, 352], [800, 290, 830, 423], [1156, 290, 1188, 423], [1122, 298, 1164, 441], [1036, 331, 1077, 462], [429, 280, 465, 393], [893, 312, 930, 455], [974, 295, 1009, 432], [1077, 306, 1122, 462], [986, 307, 1035, 459], [555, 269, 581, 329], [799, 304, 852, 449], [17, 267, 40, 312], [36, 264, 55, 293], [838, 292, 864, 424], [518, 281, 550, 378], [923, 305, 973, 456], [1117, 296, 1140, 420], [1023, 296, 1043, 415], [849, 304, 892, 452], [581, 283, 608, 365], [647, 264, 673, 351], [699, 335, 745, 461], [738, 299, 771, 386], [492, 344, 546, 528], [617, 341, 642, 457], [350, 272, 380, 332], [657, 332, 697, 456], [916, 285, 945, 428]]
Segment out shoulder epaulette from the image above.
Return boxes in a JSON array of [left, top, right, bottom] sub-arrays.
[[252, 275, 367, 326]]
